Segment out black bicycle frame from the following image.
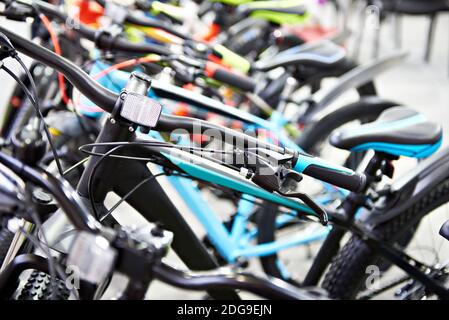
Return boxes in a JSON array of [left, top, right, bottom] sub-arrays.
[[75, 118, 240, 300], [75, 114, 449, 298], [0, 151, 323, 300]]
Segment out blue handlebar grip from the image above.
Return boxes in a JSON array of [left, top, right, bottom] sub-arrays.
[[294, 154, 366, 192]]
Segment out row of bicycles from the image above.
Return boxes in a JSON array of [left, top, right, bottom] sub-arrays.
[[0, 0, 448, 300]]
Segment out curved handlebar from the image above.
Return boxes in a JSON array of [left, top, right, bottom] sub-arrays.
[[0, 152, 100, 233], [94, 0, 192, 41], [0, 26, 366, 192], [0, 25, 118, 112], [153, 263, 327, 300], [204, 62, 257, 92], [0, 26, 286, 154], [3, 0, 172, 56]]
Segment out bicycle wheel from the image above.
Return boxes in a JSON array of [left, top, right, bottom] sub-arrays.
[[17, 270, 70, 300], [0, 227, 14, 268], [322, 178, 449, 299]]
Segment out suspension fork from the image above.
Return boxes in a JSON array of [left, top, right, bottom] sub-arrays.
[[76, 118, 240, 299], [302, 153, 387, 286]]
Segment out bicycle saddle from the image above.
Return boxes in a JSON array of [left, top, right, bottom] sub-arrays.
[[254, 40, 346, 72], [238, 1, 307, 25], [330, 106, 442, 158], [440, 219, 449, 241]]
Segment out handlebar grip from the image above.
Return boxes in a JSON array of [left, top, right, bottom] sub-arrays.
[[294, 154, 366, 192], [212, 44, 251, 73], [304, 165, 366, 193], [205, 62, 256, 92]]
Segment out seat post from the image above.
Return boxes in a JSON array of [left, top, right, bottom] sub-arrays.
[[362, 152, 391, 183], [425, 13, 438, 62], [341, 151, 397, 221]]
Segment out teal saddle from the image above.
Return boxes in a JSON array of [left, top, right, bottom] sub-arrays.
[[330, 106, 443, 158]]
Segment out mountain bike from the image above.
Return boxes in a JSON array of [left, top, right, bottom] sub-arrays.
[[0, 2, 408, 288], [4, 27, 449, 300], [0, 148, 327, 300], [0, 0, 402, 271]]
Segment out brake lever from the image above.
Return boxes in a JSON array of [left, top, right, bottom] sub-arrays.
[[247, 158, 328, 225], [176, 54, 204, 69], [183, 40, 211, 60], [278, 190, 328, 225], [277, 168, 328, 225]]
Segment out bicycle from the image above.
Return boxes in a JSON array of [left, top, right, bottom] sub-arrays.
[[0, 149, 326, 300], [3, 28, 449, 300], [0, 2, 411, 286]]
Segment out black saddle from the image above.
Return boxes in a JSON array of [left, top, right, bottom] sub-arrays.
[[254, 40, 346, 71], [330, 106, 442, 158]]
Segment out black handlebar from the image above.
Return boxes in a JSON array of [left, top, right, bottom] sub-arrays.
[[33, 0, 258, 94], [0, 152, 100, 233], [152, 263, 326, 300], [94, 0, 192, 41], [303, 165, 366, 193], [205, 62, 257, 92], [2, 0, 172, 56], [0, 25, 117, 112], [0, 26, 367, 192], [0, 249, 323, 300], [0, 26, 287, 154], [1, 2, 268, 123]]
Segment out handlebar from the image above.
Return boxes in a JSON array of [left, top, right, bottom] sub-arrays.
[[0, 25, 117, 112], [94, 0, 192, 41], [0, 152, 100, 233], [0, 26, 366, 192], [4, 1, 260, 94], [0, 156, 324, 300], [5, 1, 261, 93], [204, 62, 256, 92], [0, 237, 325, 300], [152, 263, 327, 300], [2, 0, 172, 56], [303, 165, 366, 193], [0, 26, 285, 154]]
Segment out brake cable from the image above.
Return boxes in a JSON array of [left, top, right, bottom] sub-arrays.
[[0, 62, 65, 176]]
